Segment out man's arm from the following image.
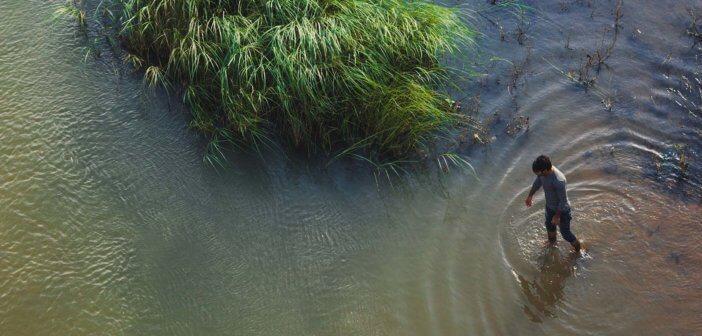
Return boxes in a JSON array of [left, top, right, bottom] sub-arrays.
[[525, 177, 541, 207]]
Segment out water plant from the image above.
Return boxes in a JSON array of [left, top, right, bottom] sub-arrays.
[[106, 0, 478, 163], [686, 7, 702, 45], [54, 0, 88, 28], [673, 143, 690, 174], [655, 143, 692, 177], [505, 115, 529, 137]]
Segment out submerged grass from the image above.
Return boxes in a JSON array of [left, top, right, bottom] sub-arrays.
[[108, 0, 478, 162], [55, 0, 88, 27]]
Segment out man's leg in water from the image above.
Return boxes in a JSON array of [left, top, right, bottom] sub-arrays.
[[544, 209, 558, 246], [558, 211, 581, 252]]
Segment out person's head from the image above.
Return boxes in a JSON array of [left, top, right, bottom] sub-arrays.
[[532, 155, 552, 176]]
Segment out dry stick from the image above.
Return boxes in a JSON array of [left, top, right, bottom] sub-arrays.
[[577, 0, 623, 87]]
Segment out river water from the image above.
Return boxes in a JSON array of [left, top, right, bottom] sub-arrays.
[[1, 0, 700, 335]]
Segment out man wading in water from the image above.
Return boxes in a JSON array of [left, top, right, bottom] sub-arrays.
[[525, 155, 582, 252]]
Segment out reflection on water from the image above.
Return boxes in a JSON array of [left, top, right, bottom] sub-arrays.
[[0, 0, 701, 335], [517, 248, 577, 323]]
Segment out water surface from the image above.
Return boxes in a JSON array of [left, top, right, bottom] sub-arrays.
[[1, 0, 700, 335]]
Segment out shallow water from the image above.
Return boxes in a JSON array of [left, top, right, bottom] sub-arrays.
[[1, 0, 700, 335]]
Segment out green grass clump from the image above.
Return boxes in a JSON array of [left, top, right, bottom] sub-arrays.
[[55, 0, 88, 27], [118, 0, 476, 160]]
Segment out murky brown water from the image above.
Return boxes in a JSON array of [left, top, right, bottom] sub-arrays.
[[1, 0, 700, 335]]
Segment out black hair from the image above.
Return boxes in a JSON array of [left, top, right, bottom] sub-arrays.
[[532, 155, 552, 172]]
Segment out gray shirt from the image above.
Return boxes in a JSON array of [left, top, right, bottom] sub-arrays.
[[530, 166, 570, 212]]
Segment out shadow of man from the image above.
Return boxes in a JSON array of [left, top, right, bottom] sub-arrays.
[[517, 247, 578, 322]]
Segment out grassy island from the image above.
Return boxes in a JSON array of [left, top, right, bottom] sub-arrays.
[[67, 0, 478, 162]]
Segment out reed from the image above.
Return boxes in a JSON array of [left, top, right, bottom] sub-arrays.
[[112, 0, 477, 161], [54, 0, 88, 27]]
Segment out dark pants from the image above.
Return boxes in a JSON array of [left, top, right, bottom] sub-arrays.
[[545, 208, 577, 243]]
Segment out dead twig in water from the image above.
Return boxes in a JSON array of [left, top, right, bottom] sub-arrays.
[[686, 7, 702, 47], [505, 115, 529, 137], [575, 0, 623, 84]]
